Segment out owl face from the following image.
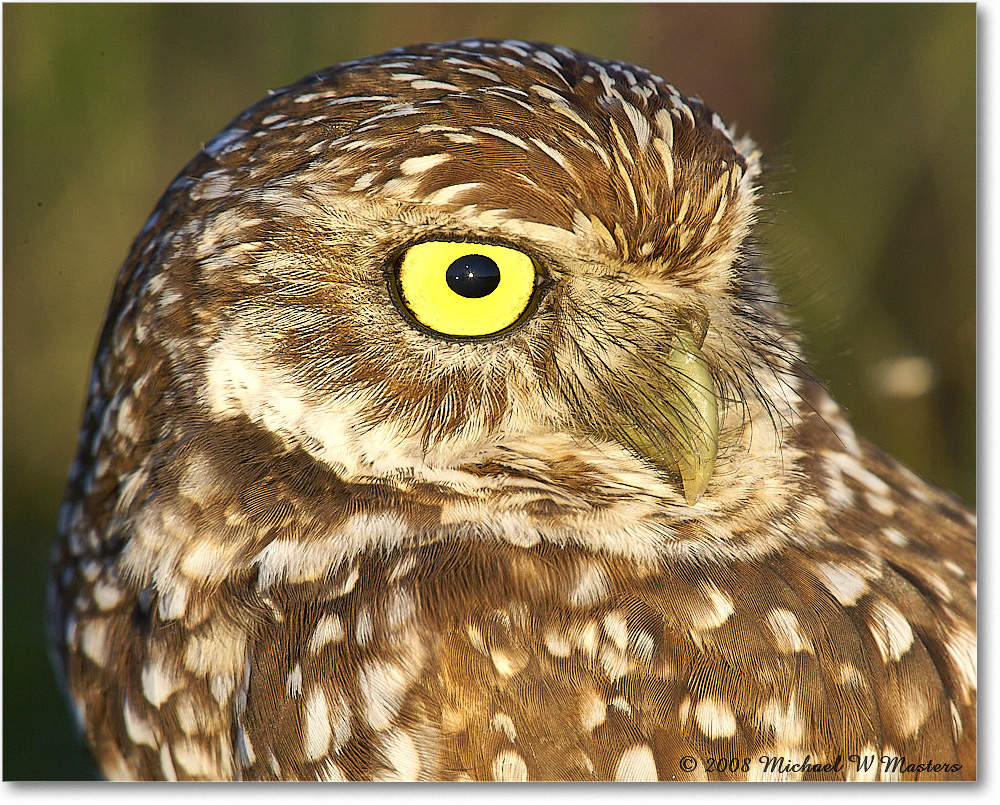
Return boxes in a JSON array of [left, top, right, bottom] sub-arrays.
[[137, 40, 792, 565]]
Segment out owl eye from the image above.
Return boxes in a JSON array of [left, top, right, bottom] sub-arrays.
[[395, 241, 538, 337]]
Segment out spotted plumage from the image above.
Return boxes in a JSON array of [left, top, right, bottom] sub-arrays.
[[48, 39, 976, 781]]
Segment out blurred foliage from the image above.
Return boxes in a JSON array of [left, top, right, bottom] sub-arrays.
[[3, 3, 974, 780]]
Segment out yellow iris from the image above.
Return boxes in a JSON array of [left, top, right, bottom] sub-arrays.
[[396, 241, 537, 337]]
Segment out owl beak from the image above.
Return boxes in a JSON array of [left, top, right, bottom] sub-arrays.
[[662, 326, 719, 504], [574, 322, 719, 505], [569, 317, 719, 504]]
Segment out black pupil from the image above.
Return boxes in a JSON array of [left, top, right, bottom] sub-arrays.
[[446, 254, 501, 298]]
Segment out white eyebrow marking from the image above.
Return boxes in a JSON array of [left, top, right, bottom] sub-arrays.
[[424, 182, 482, 205]]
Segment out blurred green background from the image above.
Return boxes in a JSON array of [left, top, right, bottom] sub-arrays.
[[3, 3, 975, 780]]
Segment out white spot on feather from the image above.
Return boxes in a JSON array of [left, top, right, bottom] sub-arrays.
[[633, 630, 656, 664], [180, 542, 231, 580], [355, 607, 373, 646], [866, 491, 896, 516], [691, 584, 734, 631], [425, 182, 482, 205], [389, 554, 417, 581], [766, 608, 814, 654], [350, 172, 377, 192], [896, 686, 929, 737], [615, 744, 658, 781], [567, 563, 610, 607], [123, 693, 157, 747], [156, 582, 189, 620], [318, 761, 346, 781], [491, 712, 517, 743], [359, 661, 411, 730], [142, 659, 184, 707], [64, 612, 78, 649], [602, 611, 629, 650], [827, 450, 891, 497], [837, 663, 866, 688], [91, 579, 124, 610], [172, 738, 216, 778], [309, 614, 345, 653], [443, 132, 478, 145], [816, 563, 869, 606], [950, 701, 963, 740], [943, 621, 977, 697], [410, 79, 461, 91], [203, 127, 247, 158], [80, 619, 109, 666], [209, 673, 235, 707], [159, 744, 178, 781], [759, 695, 805, 745], [491, 648, 528, 677], [694, 697, 737, 739], [531, 137, 572, 174], [235, 724, 255, 767], [620, 100, 652, 147], [543, 627, 572, 657], [599, 644, 631, 680], [461, 66, 502, 82], [191, 171, 233, 202], [653, 107, 674, 148], [400, 153, 450, 175], [866, 599, 914, 662], [379, 729, 421, 781], [184, 623, 247, 675], [492, 749, 529, 781], [472, 126, 530, 150], [580, 693, 606, 731], [286, 664, 302, 698], [303, 687, 332, 761], [882, 527, 909, 547], [573, 620, 600, 657]]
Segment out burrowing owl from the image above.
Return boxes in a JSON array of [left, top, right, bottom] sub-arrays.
[[48, 39, 976, 781]]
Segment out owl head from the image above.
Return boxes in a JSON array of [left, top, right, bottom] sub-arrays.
[[91, 39, 803, 590]]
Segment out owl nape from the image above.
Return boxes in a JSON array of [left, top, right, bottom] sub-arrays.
[[48, 39, 975, 781]]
